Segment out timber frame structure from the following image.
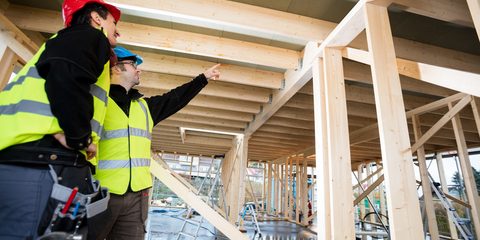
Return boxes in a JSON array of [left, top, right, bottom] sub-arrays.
[[1, 0, 480, 239]]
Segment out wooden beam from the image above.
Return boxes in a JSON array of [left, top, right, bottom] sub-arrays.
[[411, 95, 472, 152], [466, 0, 480, 41], [312, 57, 331, 239], [0, 30, 33, 62], [393, 0, 473, 27], [353, 174, 384, 206], [136, 50, 283, 89], [436, 153, 460, 239], [365, 3, 424, 239], [323, 47, 354, 239], [449, 102, 480, 238], [150, 159, 248, 240], [0, 47, 16, 90], [244, 65, 312, 136], [106, 0, 335, 45], [5, 5, 299, 69], [0, 12, 38, 53], [140, 71, 271, 103], [343, 45, 480, 97], [412, 115, 439, 240]]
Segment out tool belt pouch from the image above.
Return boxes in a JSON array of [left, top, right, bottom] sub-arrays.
[[49, 203, 86, 234], [39, 172, 110, 239]]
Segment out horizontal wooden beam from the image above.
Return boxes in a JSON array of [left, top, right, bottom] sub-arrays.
[[5, 5, 300, 69], [139, 71, 271, 103], [393, 0, 473, 27], [136, 50, 283, 89], [106, 0, 335, 45]]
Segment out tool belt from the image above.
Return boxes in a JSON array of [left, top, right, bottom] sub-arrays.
[[0, 144, 89, 167], [38, 166, 110, 240]]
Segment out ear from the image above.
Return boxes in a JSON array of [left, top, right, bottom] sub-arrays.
[[90, 11, 102, 26]]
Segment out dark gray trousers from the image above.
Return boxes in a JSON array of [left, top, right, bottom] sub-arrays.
[[0, 164, 53, 240]]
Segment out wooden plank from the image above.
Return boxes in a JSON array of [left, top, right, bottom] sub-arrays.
[[312, 57, 331, 239], [393, 0, 473, 27], [411, 95, 472, 152], [323, 47, 355, 239], [244, 64, 313, 136], [5, 5, 299, 69], [471, 97, 480, 140], [412, 115, 439, 240], [436, 153, 459, 239], [396, 58, 480, 97], [364, 3, 424, 239], [352, 166, 383, 190], [137, 50, 283, 89], [354, 175, 384, 206], [107, 0, 335, 45], [303, 0, 367, 65], [0, 30, 32, 62], [140, 71, 271, 103], [449, 102, 480, 238], [466, 0, 480, 42], [150, 159, 248, 240], [0, 47, 16, 90]]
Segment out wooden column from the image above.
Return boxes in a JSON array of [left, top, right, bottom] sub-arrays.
[[284, 158, 290, 217], [302, 160, 309, 225], [323, 47, 354, 239], [449, 102, 480, 238], [364, 3, 424, 239], [412, 115, 440, 240], [274, 164, 280, 214], [262, 163, 266, 211], [0, 47, 17, 90], [295, 157, 300, 223], [312, 57, 331, 239], [436, 153, 459, 239], [267, 161, 273, 214], [358, 164, 366, 221]]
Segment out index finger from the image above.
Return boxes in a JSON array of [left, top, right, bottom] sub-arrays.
[[210, 63, 221, 70]]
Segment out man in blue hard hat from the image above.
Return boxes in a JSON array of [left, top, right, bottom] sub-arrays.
[[96, 46, 220, 239]]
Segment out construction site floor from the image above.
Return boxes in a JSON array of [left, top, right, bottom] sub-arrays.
[[145, 207, 317, 240]]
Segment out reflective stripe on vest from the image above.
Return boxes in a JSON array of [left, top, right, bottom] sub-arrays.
[[0, 33, 111, 157], [98, 158, 150, 169], [95, 98, 153, 194]]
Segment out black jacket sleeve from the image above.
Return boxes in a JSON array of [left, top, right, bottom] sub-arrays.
[[36, 25, 110, 150], [144, 74, 208, 126]]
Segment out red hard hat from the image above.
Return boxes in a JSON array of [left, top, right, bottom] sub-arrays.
[[62, 0, 121, 27]]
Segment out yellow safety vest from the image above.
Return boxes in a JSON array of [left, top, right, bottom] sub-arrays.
[[95, 98, 153, 195], [0, 35, 110, 164]]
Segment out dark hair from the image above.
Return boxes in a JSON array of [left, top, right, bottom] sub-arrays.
[[70, 3, 109, 26]]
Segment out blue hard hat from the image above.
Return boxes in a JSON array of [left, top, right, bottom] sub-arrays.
[[114, 46, 143, 65]]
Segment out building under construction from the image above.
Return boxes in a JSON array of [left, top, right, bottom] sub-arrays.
[[1, 0, 480, 239]]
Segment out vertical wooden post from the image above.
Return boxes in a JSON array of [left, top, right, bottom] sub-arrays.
[[0, 47, 17, 90], [358, 164, 366, 221], [262, 162, 266, 211], [471, 97, 480, 139], [267, 161, 272, 214], [364, 3, 424, 239], [449, 102, 480, 238], [302, 160, 309, 225], [295, 157, 300, 223], [323, 47, 354, 239], [284, 158, 290, 217], [412, 115, 440, 240], [436, 153, 459, 239], [312, 57, 331, 239], [273, 164, 280, 215]]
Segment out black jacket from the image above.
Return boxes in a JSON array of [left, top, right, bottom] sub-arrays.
[[37, 24, 111, 150], [109, 74, 208, 124]]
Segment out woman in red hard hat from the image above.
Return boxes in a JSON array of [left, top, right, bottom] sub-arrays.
[[0, 0, 121, 239]]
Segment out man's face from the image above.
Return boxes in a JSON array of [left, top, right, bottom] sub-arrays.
[[117, 60, 141, 86]]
